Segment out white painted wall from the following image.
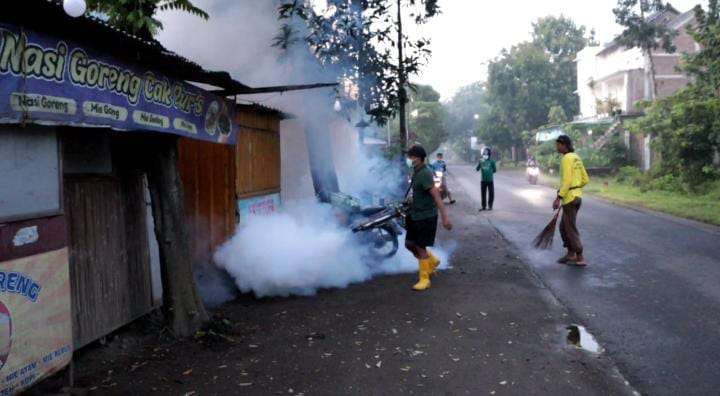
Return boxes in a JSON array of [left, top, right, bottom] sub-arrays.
[[577, 45, 645, 118], [280, 119, 316, 202]]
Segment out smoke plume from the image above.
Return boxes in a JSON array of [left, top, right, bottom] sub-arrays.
[[157, 1, 453, 299]]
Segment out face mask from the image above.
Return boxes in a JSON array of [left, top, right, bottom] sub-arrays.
[[483, 155, 489, 160], [406, 158, 414, 168]]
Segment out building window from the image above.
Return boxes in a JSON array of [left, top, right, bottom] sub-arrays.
[[0, 126, 61, 222]]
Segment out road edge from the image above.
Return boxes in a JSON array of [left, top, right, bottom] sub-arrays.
[[518, 170, 720, 235]]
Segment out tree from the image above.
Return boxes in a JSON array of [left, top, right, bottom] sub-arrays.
[[444, 82, 488, 161], [408, 84, 447, 153], [276, 0, 440, 142], [547, 105, 568, 125], [532, 16, 589, 116], [684, 0, 720, 94], [479, 43, 556, 153], [87, 0, 208, 39], [478, 16, 590, 156], [145, 137, 209, 337], [613, 0, 677, 100]]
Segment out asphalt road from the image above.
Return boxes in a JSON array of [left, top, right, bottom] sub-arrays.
[[450, 165, 720, 395], [72, 177, 632, 395]]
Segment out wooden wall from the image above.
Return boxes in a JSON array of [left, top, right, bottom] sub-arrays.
[[235, 107, 281, 199], [178, 139, 236, 268], [178, 106, 282, 270], [63, 137, 156, 348]]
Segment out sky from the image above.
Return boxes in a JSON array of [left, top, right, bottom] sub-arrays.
[[414, 0, 703, 100], [157, 0, 704, 102]]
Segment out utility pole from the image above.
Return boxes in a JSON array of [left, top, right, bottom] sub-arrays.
[[397, 0, 408, 149]]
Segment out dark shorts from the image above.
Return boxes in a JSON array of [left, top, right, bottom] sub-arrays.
[[405, 216, 438, 248]]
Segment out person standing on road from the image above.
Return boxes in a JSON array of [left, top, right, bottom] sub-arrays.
[[476, 148, 496, 211], [553, 135, 590, 266], [405, 145, 453, 291], [431, 153, 456, 205]]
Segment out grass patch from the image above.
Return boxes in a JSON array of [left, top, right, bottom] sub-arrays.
[[538, 173, 720, 226]]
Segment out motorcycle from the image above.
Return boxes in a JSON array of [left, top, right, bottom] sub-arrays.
[[527, 165, 539, 185], [329, 192, 406, 260], [434, 171, 449, 200]]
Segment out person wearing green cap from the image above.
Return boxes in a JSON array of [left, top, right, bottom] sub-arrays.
[[405, 145, 453, 291]]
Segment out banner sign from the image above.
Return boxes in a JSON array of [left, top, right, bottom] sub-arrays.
[[238, 193, 281, 225], [0, 248, 72, 395], [0, 24, 236, 145]]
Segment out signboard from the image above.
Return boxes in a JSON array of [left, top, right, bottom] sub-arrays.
[[0, 24, 236, 145], [0, 248, 72, 395], [238, 193, 281, 225]]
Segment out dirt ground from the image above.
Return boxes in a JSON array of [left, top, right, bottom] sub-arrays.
[[63, 180, 635, 395]]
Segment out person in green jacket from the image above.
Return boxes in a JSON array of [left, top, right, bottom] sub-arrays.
[[475, 148, 497, 211], [405, 145, 453, 291]]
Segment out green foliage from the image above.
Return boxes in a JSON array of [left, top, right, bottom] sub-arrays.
[[630, 86, 720, 188], [547, 105, 568, 125], [645, 173, 684, 192], [444, 82, 487, 161], [532, 128, 629, 174], [412, 84, 441, 102], [616, 166, 644, 185], [613, 0, 677, 53], [409, 101, 447, 154], [87, 0, 208, 38], [478, 16, 590, 153], [530, 140, 561, 171], [684, 0, 720, 94], [276, 0, 440, 126], [386, 84, 447, 153]]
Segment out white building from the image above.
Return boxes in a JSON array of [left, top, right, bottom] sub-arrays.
[[574, 6, 698, 169]]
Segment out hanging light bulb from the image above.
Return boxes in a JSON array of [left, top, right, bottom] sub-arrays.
[[63, 0, 87, 17], [333, 98, 342, 112]]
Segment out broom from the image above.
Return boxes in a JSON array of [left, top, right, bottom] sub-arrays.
[[533, 208, 561, 249]]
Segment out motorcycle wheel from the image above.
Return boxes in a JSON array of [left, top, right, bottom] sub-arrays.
[[367, 225, 399, 259]]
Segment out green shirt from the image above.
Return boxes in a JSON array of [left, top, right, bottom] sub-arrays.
[[476, 159, 496, 182], [409, 164, 438, 221]]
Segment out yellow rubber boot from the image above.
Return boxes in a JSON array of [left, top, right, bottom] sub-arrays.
[[427, 249, 441, 275], [412, 259, 432, 291]]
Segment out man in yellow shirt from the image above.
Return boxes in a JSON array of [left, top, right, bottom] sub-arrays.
[[553, 135, 590, 266]]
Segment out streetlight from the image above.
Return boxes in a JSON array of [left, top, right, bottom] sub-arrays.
[[410, 109, 419, 118], [473, 113, 480, 120], [63, 0, 87, 17]]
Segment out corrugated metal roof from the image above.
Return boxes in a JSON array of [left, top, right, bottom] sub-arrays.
[[4, 0, 253, 93]]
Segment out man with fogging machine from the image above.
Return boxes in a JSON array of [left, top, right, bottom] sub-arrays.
[[553, 135, 590, 266], [404, 145, 453, 291]]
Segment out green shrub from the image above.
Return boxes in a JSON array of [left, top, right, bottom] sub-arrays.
[[646, 174, 684, 193], [530, 140, 561, 171], [698, 179, 720, 198], [616, 166, 643, 185]]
